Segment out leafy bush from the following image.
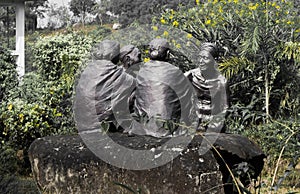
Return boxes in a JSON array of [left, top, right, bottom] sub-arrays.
[[0, 145, 18, 175], [32, 32, 93, 81], [243, 119, 300, 190], [159, 2, 300, 190], [243, 120, 299, 160], [107, 0, 195, 27], [0, 30, 96, 169], [0, 46, 18, 102], [159, 0, 300, 122], [1, 98, 54, 150]]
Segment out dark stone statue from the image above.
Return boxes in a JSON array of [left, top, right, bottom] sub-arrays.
[[28, 37, 266, 194], [75, 40, 135, 132], [127, 38, 196, 137], [184, 42, 228, 132], [119, 44, 142, 70]]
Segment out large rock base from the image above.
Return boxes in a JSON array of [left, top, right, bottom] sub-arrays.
[[28, 133, 265, 193]]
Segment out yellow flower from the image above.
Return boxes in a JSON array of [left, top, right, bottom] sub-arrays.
[[56, 112, 62, 117], [145, 49, 149, 54], [196, 0, 200, 5], [295, 29, 300, 33], [144, 57, 150, 62], [173, 20, 179, 27], [213, 0, 218, 5], [163, 31, 169, 37], [234, 0, 238, 3], [218, 7, 223, 13], [248, 3, 259, 10], [169, 15, 173, 20], [175, 44, 181, 49], [8, 104, 13, 111], [160, 18, 166, 24], [286, 21, 293, 25], [152, 26, 158, 31], [275, 5, 280, 10], [205, 19, 211, 25], [186, 33, 193, 39], [19, 113, 24, 123], [275, 20, 280, 24]]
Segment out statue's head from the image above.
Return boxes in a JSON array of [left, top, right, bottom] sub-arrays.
[[92, 40, 120, 64], [148, 38, 170, 61], [198, 42, 219, 72], [119, 45, 142, 69]]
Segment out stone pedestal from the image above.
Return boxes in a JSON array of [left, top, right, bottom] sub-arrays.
[[28, 133, 265, 194], [28, 133, 225, 194]]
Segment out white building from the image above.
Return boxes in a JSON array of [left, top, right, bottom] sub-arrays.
[[0, 0, 46, 78]]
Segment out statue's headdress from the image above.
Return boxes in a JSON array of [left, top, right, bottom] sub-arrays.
[[92, 40, 120, 61], [199, 42, 218, 59]]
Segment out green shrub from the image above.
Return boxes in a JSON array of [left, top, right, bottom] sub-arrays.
[[86, 25, 112, 42], [1, 98, 55, 150], [0, 145, 18, 175], [158, 3, 300, 190], [0, 46, 18, 102], [32, 32, 93, 81], [107, 0, 194, 27], [159, 0, 300, 120], [242, 120, 299, 160], [1, 31, 95, 157]]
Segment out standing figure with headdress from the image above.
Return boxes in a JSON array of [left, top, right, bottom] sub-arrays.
[[184, 42, 228, 132]]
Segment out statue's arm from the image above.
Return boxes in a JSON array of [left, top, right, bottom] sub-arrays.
[[184, 70, 193, 82]]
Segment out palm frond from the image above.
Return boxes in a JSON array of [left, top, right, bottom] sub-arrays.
[[219, 57, 255, 79], [241, 26, 261, 56], [276, 41, 300, 65]]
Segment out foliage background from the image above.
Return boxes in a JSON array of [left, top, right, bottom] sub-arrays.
[[0, 0, 299, 192], [156, 0, 300, 191], [0, 26, 111, 176]]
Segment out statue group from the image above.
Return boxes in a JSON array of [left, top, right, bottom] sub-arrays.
[[80, 38, 228, 137], [73, 38, 266, 193]]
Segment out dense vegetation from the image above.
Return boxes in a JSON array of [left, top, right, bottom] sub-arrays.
[[156, 0, 299, 191], [0, 0, 299, 193], [157, 0, 300, 192], [0, 26, 110, 176], [106, 0, 195, 27]]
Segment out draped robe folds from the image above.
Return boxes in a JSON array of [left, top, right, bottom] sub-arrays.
[[76, 59, 197, 137], [75, 59, 136, 132], [130, 60, 197, 137], [184, 68, 228, 132]]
